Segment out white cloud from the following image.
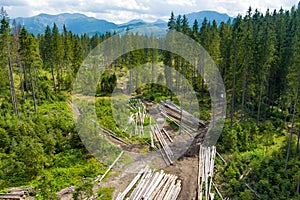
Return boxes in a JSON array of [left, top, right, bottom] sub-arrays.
[[165, 0, 197, 7], [2, 0, 299, 23]]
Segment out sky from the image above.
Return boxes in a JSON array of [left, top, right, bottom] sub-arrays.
[[1, 0, 299, 24]]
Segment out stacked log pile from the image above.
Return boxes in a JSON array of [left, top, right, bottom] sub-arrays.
[[150, 124, 174, 165], [198, 145, 218, 200], [116, 166, 181, 200], [0, 186, 33, 200], [128, 99, 147, 137], [159, 100, 205, 134]]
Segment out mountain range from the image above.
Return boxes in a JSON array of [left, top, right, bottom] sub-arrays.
[[12, 11, 233, 36]]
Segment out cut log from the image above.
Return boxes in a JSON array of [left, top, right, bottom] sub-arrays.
[[216, 151, 227, 165], [119, 167, 181, 200], [116, 166, 147, 200], [94, 151, 124, 183], [162, 128, 173, 143], [245, 183, 260, 199], [212, 182, 224, 200]]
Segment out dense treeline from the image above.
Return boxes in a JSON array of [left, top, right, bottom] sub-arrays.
[[0, 2, 300, 199], [0, 7, 109, 197], [168, 5, 300, 199], [160, 6, 300, 199]]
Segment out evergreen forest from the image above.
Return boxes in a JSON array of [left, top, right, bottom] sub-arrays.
[[0, 3, 300, 200]]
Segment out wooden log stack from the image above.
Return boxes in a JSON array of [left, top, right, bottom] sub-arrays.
[[198, 145, 218, 200], [128, 99, 147, 137], [159, 100, 205, 134], [116, 166, 181, 200], [0, 186, 33, 200], [150, 124, 174, 165]]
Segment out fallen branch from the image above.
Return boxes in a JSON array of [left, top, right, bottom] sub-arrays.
[[216, 151, 227, 165], [212, 182, 223, 200], [93, 151, 124, 183], [245, 183, 260, 199]]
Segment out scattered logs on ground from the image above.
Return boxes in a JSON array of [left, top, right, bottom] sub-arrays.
[[116, 166, 181, 200], [159, 100, 205, 134], [98, 125, 129, 146]]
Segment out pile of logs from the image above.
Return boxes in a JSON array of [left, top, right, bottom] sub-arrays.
[[159, 100, 205, 134], [150, 124, 174, 165], [56, 186, 75, 197], [0, 186, 33, 200], [128, 99, 147, 137], [116, 166, 181, 200], [198, 145, 219, 200]]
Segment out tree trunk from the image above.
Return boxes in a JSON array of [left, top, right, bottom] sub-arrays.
[[23, 63, 28, 92], [57, 65, 61, 91], [284, 72, 300, 174], [151, 50, 155, 88], [297, 174, 300, 193], [51, 60, 56, 90], [129, 63, 132, 94], [230, 54, 236, 126], [17, 57, 25, 101], [296, 128, 300, 154], [170, 52, 173, 100], [241, 60, 248, 121], [6, 37, 19, 116], [29, 66, 37, 114], [135, 65, 139, 93], [256, 79, 264, 125], [34, 66, 39, 100]]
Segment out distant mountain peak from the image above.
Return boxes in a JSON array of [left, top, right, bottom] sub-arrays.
[[119, 19, 146, 26], [184, 10, 233, 25], [12, 10, 232, 36], [152, 19, 166, 24]]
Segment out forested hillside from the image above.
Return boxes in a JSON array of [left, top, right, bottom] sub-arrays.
[[0, 2, 300, 200]]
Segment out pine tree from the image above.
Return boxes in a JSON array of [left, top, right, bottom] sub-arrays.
[[192, 19, 199, 41], [219, 20, 232, 82], [167, 12, 176, 30], [181, 15, 190, 35], [240, 7, 254, 121], [51, 23, 63, 90], [0, 7, 19, 116], [256, 10, 276, 124], [229, 15, 243, 125], [12, 19, 25, 101], [41, 25, 56, 89], [62, 25, 73, 90], [19, 27, 42, 113]]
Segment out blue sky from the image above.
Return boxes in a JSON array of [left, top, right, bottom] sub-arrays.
[[1, 0, 299, 23]]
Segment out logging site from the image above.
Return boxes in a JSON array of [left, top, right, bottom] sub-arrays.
[[1, 2, 300, 200], [68, 96, 222, 200]]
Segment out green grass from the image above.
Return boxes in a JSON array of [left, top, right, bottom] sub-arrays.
[[96, 187, 114, 200], [31, 149, 106, 193]]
